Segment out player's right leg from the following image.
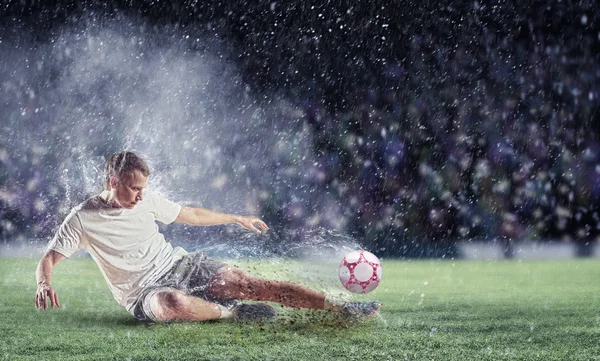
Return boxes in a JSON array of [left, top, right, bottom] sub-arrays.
[[145, 287, 277, 322], [148, 288, 222, 322]]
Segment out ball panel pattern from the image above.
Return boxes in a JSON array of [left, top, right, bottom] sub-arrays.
[[338, 250, 382, 294]]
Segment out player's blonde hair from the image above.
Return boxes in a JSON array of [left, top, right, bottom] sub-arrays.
[[103, 151, 150, 190]]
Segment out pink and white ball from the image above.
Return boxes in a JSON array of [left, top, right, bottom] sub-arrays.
[[339, 250, 382, 294]]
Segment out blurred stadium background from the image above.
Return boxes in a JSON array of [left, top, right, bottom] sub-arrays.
[[0, 0, 598, 259]]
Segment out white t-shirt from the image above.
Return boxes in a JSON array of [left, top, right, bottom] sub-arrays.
[[48, 189, 187, 311]]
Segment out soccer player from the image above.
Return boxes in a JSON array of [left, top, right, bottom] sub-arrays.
[[34, 151, 381, 322]]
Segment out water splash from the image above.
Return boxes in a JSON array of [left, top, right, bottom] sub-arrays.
[[196, 226, 362, 260], [1, 14, 342, 246]]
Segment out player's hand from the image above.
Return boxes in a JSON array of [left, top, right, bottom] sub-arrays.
[[35, 283, 60, 310], [235, 216, 269, 233]]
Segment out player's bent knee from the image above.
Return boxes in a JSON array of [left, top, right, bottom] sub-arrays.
[[149, 290, 186, 321], [207, 267, 253, 299], [214, 266, 247, 285]]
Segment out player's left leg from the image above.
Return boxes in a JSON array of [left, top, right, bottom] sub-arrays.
[[205, 266, 329, 309], [205, 266, 382, 317]]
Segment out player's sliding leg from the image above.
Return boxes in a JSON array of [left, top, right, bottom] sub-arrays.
[[205, 266, 382, 317], [206, 266, 327, 309]]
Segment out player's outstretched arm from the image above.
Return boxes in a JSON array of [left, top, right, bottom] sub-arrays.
[[35, 250, 65, 310], [175, 206, 269, 233]]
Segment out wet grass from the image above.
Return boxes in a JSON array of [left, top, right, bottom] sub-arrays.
[[1, 257, 599, 360]]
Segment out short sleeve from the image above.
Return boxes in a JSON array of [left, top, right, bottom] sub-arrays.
[[48, 211, 83, 258], [147, 190, 182, 224]]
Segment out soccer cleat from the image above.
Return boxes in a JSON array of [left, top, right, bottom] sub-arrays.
[[341, 301, 382, 318], [234, 303, 278, 321]]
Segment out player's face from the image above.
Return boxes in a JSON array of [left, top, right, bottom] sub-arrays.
[[113, 170, 148, 209]]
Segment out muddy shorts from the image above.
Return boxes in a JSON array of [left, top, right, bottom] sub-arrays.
[[130, 252, 227, 321]]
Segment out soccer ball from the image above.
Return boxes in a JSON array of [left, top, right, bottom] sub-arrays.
[[339, 250, 382, 294]]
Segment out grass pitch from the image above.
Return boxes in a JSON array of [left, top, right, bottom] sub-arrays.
[[0, 256, 599, 360]]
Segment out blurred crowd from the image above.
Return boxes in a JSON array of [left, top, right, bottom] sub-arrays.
[[231, 1, 600, 256], [1, 1, 598, 257]]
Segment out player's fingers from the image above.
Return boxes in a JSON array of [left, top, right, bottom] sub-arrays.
[[249, 218, 268, 231], [42, 293, 48, 310], [52, 291, 60, 308], [36, 293, 43, 310], [248, 223, 261, 233]]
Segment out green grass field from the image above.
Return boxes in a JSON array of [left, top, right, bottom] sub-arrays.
[[1, 257, 599, 361]]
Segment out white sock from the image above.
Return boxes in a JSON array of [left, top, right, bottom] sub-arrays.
[[217, 304, 236, 319], [324, 295, 343, 312]]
